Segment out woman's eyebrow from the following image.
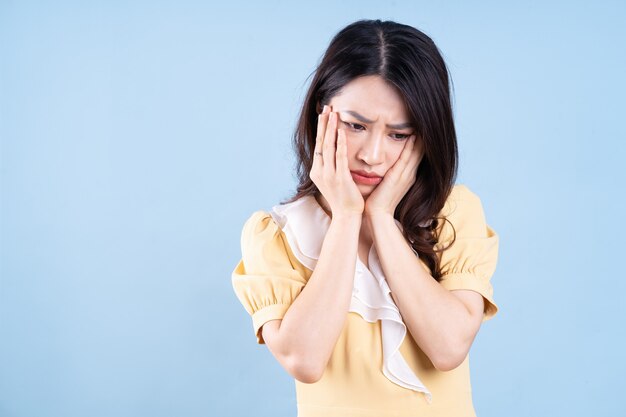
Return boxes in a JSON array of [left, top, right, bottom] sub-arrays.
[[339, 109, 413, 129]]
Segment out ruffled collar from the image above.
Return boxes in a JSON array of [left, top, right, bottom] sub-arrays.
[[269, 195, 433, 404]]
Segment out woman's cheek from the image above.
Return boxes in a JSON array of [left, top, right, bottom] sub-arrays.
[[390, 143, 405, 164]]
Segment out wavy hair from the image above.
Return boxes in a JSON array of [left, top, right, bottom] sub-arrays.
[[281, 19, 458, 281]]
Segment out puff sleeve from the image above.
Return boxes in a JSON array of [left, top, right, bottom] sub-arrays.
[[232, 211, 308, 344], [435, 185, 500, 322]]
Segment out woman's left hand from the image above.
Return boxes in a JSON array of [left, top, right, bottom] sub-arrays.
[[364, 136, 424, 217]]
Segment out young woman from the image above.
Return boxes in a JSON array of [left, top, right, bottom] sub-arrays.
[[232, 19, 499, 417]]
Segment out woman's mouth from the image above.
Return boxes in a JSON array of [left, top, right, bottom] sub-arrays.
[[350, 171, 383, 185]]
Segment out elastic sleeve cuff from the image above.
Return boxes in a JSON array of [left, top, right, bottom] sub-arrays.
[[439, 272, 499, 322], [252, 303, 292, 344]]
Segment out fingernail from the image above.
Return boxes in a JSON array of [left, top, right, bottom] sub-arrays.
[[323, 105, 329, 114]]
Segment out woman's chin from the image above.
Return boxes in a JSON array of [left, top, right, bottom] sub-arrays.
[[357, 183, 376, 197]]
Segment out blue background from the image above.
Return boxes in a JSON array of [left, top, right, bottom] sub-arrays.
[[1, 1, 625, 416]]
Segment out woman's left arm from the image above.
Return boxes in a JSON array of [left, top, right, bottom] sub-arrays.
[[367, 213, 485, 372], [363, 137, 485, 372]]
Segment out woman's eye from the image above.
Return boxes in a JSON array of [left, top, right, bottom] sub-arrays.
[[391, 134, 412, 141], [343, 122, 365, 131], [342, 121, 412, 141]]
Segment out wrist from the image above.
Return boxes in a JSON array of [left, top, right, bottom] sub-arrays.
[[364, 211, 395, 232], [364, 208, 394, 219], [331, 211, 363, 222]]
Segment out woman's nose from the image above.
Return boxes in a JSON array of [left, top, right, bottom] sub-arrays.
[[357, 133, 385, 166]]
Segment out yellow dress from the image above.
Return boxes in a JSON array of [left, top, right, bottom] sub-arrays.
[[231, 184, 499, 417]]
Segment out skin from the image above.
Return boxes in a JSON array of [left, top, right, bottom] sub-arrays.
[[262, 75, 486, 382]]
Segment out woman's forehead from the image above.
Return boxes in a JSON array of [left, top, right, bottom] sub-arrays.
[[337, 109, 412, 129], [330, 76, 409, 121]]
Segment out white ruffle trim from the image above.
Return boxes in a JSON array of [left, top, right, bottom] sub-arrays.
[[269, 195, 432, 404]]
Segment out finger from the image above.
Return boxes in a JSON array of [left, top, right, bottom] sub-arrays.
[[410, 136, 423, 159], [336, 128, 349, 177], [315, 105, 330, 153], [402, 136, 418, 165], [412, 137, 424, 164], [323, 110, 337, 173], [388, 136, 414, 176], [313, 106, 330, 167], [403, 137, 422, 176]]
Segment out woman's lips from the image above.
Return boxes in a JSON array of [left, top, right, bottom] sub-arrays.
[[351, 171, 383, 185]]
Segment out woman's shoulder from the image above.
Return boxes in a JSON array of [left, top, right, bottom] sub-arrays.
[[238, 210, 290, 266], [448, 183, 482, 202], [437, 183, 491, 239], [239, 196, 308, 246], [238, 206, 312, 276], [440, 183, 484, 216], [240, 196, 306, 236], [242, 209, 274, 228], [240, 210, 280, 243]]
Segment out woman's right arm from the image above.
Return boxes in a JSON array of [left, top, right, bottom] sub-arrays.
[[262, 212, 361, 383], [262, 106, 364, 383]]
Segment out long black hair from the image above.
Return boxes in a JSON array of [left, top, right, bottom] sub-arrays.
[[284, 19, 458, 281]]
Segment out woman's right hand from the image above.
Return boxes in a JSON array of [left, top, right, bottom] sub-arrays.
[[310, 105, 364, 218]]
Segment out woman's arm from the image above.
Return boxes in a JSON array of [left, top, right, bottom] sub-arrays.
[[262, 213, 361, 383], [366, 212, 485, 372], [263, 107, 364, 383]]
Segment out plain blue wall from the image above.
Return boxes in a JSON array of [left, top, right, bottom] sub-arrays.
[[1, 1, 625, 416]]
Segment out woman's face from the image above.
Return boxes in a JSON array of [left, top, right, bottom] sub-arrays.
[[327, 75, 418, 197]]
